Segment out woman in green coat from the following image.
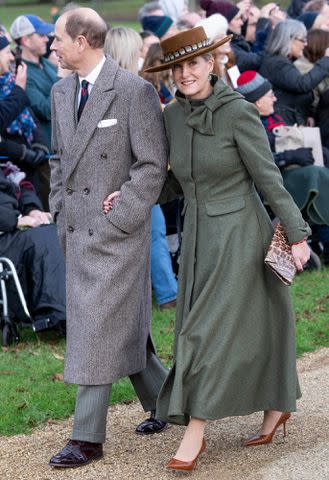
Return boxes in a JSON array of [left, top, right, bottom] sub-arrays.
[[146, 26, 311, 471]]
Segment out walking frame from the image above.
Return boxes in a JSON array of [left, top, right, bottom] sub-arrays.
[[0, 257, 31, 346]]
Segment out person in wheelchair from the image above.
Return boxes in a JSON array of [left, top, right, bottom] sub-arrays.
[[0, 161, 66, 332]]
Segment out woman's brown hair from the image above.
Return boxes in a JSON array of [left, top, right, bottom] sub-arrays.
[[141, 42, 172, 93], [304, 28, 329, 63]]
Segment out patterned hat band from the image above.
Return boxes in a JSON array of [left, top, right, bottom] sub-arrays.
[[163, 38, 212, 63], [143, 27, 232, 73]]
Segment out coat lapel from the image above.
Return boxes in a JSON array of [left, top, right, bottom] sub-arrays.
[[53, 73, 77, 155], [64, 58, 119, 181]]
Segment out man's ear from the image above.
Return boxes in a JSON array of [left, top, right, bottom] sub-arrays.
[[76, 35, 88, 51], [20, 36, 28, 48]]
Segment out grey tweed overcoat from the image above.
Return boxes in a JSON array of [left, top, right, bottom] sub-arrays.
[[49, 57, 167, 385]]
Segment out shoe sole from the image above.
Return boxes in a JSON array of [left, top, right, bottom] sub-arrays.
[[49, 453, 103, 468]]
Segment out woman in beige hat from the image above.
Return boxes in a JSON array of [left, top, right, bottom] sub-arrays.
[[106, 26, 311, 472]]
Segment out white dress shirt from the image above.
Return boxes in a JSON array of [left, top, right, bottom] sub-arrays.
[[77, 55, 106, 105]]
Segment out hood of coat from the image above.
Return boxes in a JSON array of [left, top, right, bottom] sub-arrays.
[[175, 76, 242, 135]]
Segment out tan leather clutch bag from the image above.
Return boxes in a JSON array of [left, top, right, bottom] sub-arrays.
[[264, 223, 297, 286]]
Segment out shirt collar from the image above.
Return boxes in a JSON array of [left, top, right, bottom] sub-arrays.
[[78, 56, 106, 87]]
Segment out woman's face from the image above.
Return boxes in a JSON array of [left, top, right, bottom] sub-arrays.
[[229, 12, 244, 35], [172, 55, 214, 100], [313, 13, 329, 31], [0, 45, 14, 74], [290, 35, 307, 59], [255, 89, 277, 116]]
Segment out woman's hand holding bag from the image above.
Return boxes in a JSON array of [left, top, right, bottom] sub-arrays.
[[291, 241, 311, 272]]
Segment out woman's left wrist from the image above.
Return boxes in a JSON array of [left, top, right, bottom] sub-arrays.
[[291, 237, 307, 246]]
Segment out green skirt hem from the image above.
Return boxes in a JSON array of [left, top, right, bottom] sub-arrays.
[[156, 395, 302, 426]]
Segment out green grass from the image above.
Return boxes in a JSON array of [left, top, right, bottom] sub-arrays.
[[293, 268, 329, 355], [0, 1, 144, 31], [0, 269, 328, 436], [0, 307, 175, 436]]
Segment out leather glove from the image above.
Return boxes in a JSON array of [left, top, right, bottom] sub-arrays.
[[275, 147, 314, 169], [284, 148, 314, 167], [22, 147, 48, 168]]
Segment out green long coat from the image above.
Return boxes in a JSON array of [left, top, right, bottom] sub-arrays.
[[157, 80, 311, 426]]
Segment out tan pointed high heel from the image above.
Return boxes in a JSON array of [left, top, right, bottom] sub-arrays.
[[243, 412, 291, 447], [166, 438, 206, 471]]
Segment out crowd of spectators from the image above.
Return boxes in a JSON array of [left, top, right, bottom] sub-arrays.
[[2, 0, 329, 334]]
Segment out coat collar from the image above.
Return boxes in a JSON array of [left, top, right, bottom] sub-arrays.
[[175, 78, 241, 135]]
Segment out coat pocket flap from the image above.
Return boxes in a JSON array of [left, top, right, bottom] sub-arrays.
[[205, 197, 245, 216]]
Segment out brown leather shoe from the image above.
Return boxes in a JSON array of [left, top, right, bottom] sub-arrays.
[[243, 412, 291, 447], [49, 440, 103, 468], [166, 438, 206, 471]]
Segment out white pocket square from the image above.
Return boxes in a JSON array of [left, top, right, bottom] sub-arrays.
[[97, 119, 117, 128]]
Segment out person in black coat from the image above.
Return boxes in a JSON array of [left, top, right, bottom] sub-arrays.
[[258, 19, 329, 125], [200, 0, 263, 71], [0, 163, 66, 331], [236, 70, 329, 265], [0, 35, 50, 208], [287, 0, 309, 18], [317, 87, 329, 148], [0, 71, 29, 129]]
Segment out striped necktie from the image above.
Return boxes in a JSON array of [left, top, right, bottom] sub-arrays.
[[77, 80, 89, 122]]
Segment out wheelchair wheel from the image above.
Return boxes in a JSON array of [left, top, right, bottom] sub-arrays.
[[2, 323, 20, 347]]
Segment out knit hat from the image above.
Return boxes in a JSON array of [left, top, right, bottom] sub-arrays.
[[297, 11, 319, 30], [196, 13, 228, 41], [10, 14, 54, 40], [236, 70, 272, 102], [0, 35, 9, 51], [200, 0, 240, 22], [142, 15, 174, 38]]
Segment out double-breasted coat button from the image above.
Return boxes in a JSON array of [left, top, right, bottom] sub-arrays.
[[101, 152, 108, 159], [66, 187, 73, 195], [88, 228, 94, 236], [83, 188, 90, 195], [67, 226, 74, 233]]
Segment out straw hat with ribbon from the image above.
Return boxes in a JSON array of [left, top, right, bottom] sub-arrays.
[[143, 26, 232, 73]]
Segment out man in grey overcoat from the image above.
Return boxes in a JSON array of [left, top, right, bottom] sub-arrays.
[[48, 8, 168, 468]]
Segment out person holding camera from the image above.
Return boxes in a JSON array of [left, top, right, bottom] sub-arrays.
[[10, 15, 58, 149], [0, 34, 50, 208]]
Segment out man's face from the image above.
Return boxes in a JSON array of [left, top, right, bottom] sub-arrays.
[[0, 45, 14, 74], [23, 33, 48, 57], [51, 16, 79, 70]]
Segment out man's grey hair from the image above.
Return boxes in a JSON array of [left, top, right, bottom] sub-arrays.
[[59, 2, 80, 15], [138, 1, 162, 23], [266, 19, 307, 57], [65, 9, 107, 49]]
